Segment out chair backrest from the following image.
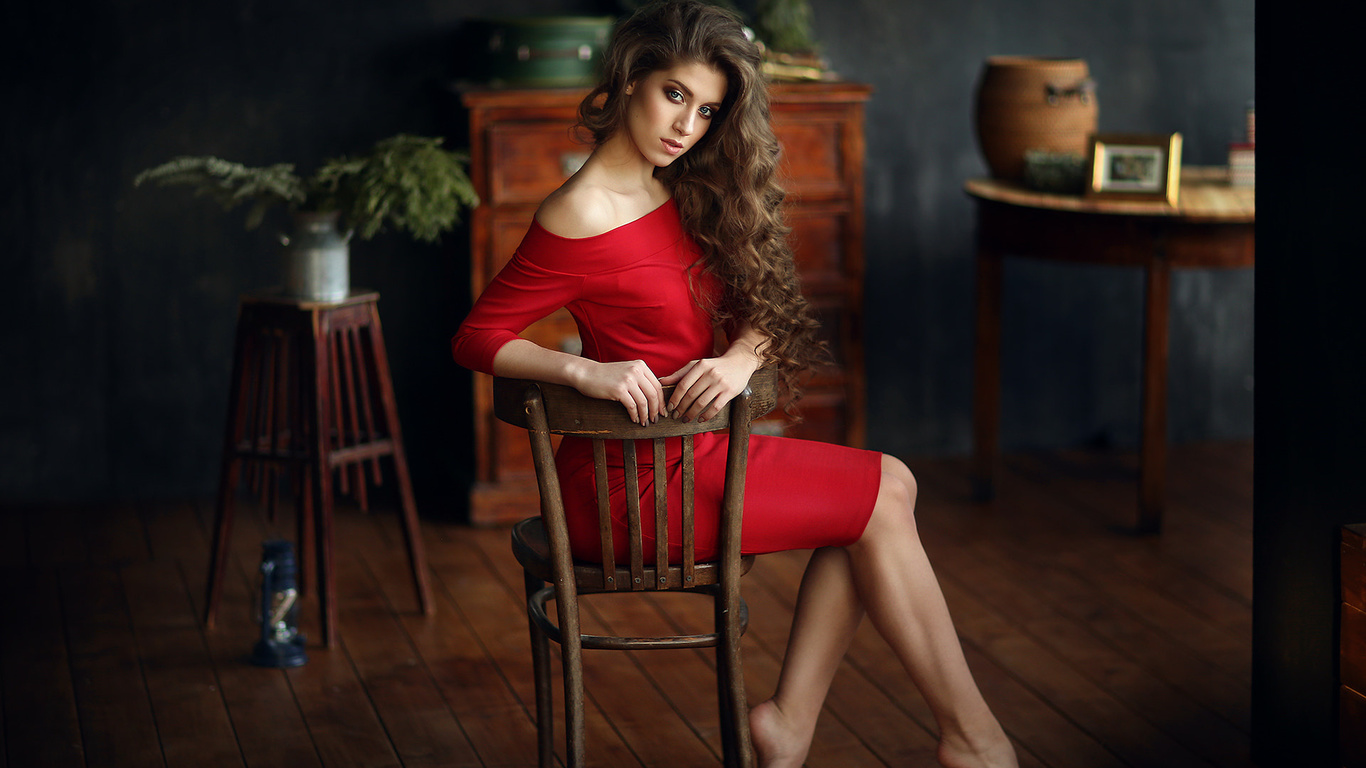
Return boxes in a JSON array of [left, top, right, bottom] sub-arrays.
[[493, 369, 778, 593]]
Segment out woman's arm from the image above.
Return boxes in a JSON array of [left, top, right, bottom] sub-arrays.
[[661, 323, 769, 423], [491, 339, 665, 427], [455, 180, 676, 426]]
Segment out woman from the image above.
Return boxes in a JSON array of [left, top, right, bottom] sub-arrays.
[[452, 2, 1017, 766]]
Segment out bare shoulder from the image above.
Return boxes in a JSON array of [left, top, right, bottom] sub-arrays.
[[534, 181, 621, 239], [535, 169, 672, 239]]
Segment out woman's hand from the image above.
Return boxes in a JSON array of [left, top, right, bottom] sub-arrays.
[[571, 358, 666, 426], [661, 350, 761, 423]]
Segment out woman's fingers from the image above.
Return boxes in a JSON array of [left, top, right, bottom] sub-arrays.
[[617, 385, 653, 426], [585, 359, 663, 426], [671, 366, 739, 423], [628, 384, 650, 426], [593, 357, 748, 425], [665, 361, 705, 416], [660, 361, 696, 416], [624, 372, 663, 427], [642, 378, 664, 425], [682, 380, 729, 423]]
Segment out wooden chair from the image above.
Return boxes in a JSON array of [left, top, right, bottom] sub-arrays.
[[494, 369, 777, 768]]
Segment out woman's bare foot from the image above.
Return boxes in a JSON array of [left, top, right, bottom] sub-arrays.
[[749, 699, 811, 768], [936, 720, 1018, 768]]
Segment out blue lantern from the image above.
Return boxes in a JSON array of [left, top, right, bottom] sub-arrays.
[[251, 539, 308, 668]]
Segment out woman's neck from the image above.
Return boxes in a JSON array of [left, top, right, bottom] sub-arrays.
[[588, 131, 667, 199]]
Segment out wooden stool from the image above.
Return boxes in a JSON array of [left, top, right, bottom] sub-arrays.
[[203, 290, 432, 647]]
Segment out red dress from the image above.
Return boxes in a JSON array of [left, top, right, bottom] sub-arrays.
[[452, 199, 880, 562]]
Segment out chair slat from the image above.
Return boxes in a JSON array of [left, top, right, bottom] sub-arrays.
[[623, 440, 644, 587], [653, 438, 668, 589], [593, 441, 615, 588], [682, 434, 695, 586]]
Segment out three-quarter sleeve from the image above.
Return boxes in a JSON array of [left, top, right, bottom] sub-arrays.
[[451, 241, 584, 375]]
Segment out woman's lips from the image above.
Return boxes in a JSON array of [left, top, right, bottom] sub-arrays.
[[661, 138, 684, 155]]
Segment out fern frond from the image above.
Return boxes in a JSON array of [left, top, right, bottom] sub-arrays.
[[332, 135, 479, 242], [134, 135, 477, 242], [133, 156, 306, 227]]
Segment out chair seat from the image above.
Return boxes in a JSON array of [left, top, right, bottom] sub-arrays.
[[512, 517, 755, 592]]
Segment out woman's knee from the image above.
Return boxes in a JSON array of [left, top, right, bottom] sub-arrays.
[[879, 455, 917, 508], [859, 456, 918, 543]]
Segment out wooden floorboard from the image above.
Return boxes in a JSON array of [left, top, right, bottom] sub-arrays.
[[0, 441, 1255, 767], [2, 568, 86, 768], [121, 560, 244, 768], [60, 566, 165, 768]]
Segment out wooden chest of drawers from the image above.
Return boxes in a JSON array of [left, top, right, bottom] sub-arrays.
[[1344, 523, 1366, 767], [461, 81, 871, 525]]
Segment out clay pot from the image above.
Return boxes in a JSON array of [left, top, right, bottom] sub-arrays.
[[974, 57, 1098, 181]]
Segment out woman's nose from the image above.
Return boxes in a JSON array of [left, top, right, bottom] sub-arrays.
[[674, 111, 695, 136]]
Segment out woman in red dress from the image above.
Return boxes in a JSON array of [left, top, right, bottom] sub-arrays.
[[452, 2, 1017, 766]]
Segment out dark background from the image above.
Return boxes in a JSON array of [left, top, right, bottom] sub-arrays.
[[13, 1, 1354, 766], [3, 0, 1254, 506]]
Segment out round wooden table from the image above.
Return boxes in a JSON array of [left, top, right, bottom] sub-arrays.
[[966, 167, 1255, 533]]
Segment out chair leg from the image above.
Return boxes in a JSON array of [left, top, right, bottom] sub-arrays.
[[524, 572, 555, 768], [716, 591, 752, 768], [717, 646, 736, 766], [554, 588, 587, 768], [563, 639, 586, 768]]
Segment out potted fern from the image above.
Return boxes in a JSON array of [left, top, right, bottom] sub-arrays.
[[135, 134, 479, 300]]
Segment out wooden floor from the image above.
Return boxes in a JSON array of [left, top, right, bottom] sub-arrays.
[[0, 441, 1254, 768]]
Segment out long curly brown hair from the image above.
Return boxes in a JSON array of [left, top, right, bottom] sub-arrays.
[[577, 0, 827, 403]]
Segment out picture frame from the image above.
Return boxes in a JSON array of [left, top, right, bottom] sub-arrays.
[[1086, 132, 1183, 205]]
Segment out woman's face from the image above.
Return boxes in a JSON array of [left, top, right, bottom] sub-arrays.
[[623, 61, 727, 167]]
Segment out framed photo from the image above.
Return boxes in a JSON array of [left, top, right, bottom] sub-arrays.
[[1086, 133, 1183, 205]]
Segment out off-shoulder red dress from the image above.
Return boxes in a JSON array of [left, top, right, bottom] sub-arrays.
[[452, 199, 880, 562]]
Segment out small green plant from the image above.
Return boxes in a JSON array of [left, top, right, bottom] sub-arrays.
[[134, 134, 479, 242], [755, 0, 819, 54]]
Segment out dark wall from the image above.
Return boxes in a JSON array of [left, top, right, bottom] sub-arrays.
[[1253, 14, 1358, 765], [5, 0, 1253, 505]]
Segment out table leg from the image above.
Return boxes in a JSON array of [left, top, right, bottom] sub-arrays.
[[972, 245, 1003, 502], [1138, 255, 1172, 533]]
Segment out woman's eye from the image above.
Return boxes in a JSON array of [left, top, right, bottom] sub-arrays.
[[667, 89, 683, 102], [699, 106, 713, 118]]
